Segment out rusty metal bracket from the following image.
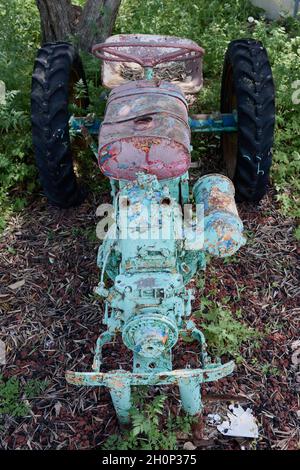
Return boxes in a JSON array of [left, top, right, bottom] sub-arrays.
[[66, 321, 235, 424], [66, 360, 234, 424]]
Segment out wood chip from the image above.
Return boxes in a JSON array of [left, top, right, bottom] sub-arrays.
[[8, 279, 25, 290]]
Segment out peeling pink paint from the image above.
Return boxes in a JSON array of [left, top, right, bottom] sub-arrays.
[[98, 80, 191, 180]]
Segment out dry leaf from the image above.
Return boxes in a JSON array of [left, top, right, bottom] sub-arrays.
[[217, 404, 258, 438], [54, 402, 62, 417], [291, 340, 300, 351]]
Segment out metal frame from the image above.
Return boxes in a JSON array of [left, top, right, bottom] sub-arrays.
[[69, 112, 238, 146], [66, 321, 234, 423], [66, 45, 241, 423]]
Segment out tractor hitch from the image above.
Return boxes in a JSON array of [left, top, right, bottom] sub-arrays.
[[66, 322, 235, 424]]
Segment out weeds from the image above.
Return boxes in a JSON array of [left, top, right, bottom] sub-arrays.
[[102, 390, 197, 450], [194, 298, 259, 361], [0, 375, 48, 417]]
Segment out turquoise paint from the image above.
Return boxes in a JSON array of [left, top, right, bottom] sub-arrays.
[[189, 113, 237, 133], [144, 67, 155, 80], [69, 113, 238, 139], [193, 174, 246, 257], [66, 359, 235, 387], [178, 377, 202, 415], [108, 377, 132, 424], [69, 115, 102, 135]]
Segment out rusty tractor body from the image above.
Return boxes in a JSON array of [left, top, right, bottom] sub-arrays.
[[64, 34, 249, 423]]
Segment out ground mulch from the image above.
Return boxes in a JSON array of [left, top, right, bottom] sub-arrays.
[[0, 176, 299, 449]]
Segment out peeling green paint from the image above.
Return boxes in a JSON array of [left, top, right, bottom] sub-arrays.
[[67, 172, 244, 423]]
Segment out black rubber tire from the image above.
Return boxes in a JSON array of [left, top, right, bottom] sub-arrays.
[[31, 42, 89, 208], [221, 39, 275, 202]]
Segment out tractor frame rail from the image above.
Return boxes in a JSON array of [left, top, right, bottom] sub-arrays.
[[69, 112, 237, 137]]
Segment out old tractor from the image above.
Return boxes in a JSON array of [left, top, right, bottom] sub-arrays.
[[31, 34, 275, 423]]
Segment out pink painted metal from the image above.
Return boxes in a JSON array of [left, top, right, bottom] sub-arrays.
[[98, 80, 191, 181], [92, 40, 204, 67], [97, 34, 205, 94]]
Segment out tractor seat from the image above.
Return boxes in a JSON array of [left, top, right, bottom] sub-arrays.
[[98, 80, 191, 181]]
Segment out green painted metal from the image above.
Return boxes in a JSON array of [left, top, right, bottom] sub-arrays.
[[178, 377, 202, 415], [69, 115, 100, 157], [193, 174, 246, 257], [69, 115, 101, 135], [109, 378, 132, 424], [66, 358, 235, 388], [144, 66, 155, 80], [69, 112, 238, 140], [66, 320, 234, 424], [189, 113, 237, 133]]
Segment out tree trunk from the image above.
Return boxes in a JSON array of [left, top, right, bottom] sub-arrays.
[[35, 0, 121, 52], [35, 0, 76, 44], [76, 0, 121, 52]]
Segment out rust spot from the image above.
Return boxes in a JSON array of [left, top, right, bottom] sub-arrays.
[[121, 197, 130, 208]]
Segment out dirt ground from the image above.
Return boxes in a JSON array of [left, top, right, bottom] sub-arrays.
[[0, 161, 299, 449]]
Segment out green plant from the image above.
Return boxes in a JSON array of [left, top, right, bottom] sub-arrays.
[[251, 358, 281, 377], [0, 91, 36, 226], [195, 299, 259, 361], [0, 376, 29, 417], [222, 255, 240, 266], [294, 226, 300, 241], [23, 378, 48, 399], [0, 0, 40, 228], [0, 375, 48, 417], [102, 390, 196, 450]]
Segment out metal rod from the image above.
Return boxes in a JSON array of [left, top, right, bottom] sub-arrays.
[[189, 113, 237, 133], [144, 67, 154, 80], [108, 381, 132, 424], [178, 377, 202, 415]]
